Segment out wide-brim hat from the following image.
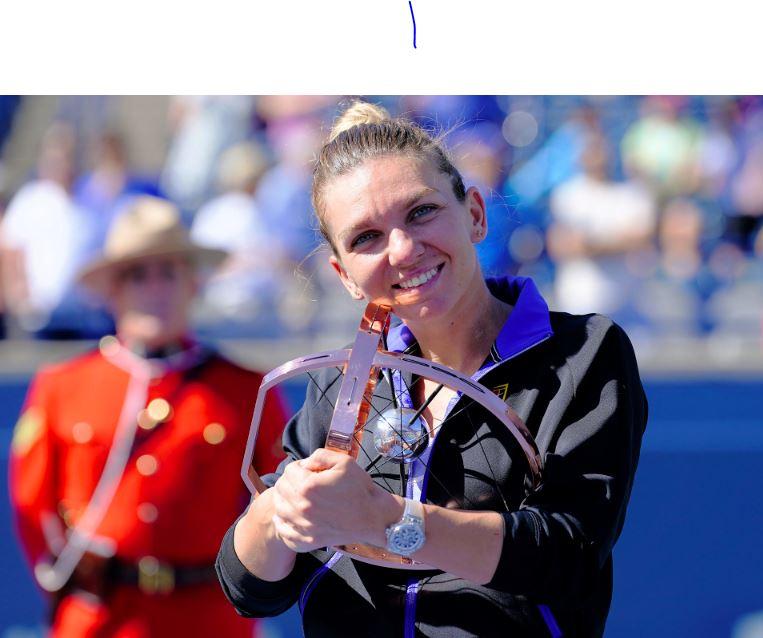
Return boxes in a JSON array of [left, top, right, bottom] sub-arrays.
[[78, 196, 227, 298]]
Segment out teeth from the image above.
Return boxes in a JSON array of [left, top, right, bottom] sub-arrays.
[[399, 267, 439, 290]]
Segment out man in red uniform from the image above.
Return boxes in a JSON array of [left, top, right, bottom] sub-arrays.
[[9, 196, 286, 637]]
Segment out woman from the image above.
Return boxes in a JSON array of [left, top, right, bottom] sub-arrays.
[[216, 102, 648, 637]]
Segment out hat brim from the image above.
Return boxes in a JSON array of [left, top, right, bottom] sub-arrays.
[[77, 244, 228, 299]]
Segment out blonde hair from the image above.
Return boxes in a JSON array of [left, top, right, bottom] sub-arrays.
[[312, 101, 466, 251]]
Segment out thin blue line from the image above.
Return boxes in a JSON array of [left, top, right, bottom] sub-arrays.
[[404, 578, 420, 637], [298, 552, 341, 615], [538, 604, 563, 637], [409, 1, 417, 49]]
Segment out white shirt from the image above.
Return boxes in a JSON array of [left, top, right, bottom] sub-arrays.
[[1, 180, 92, 314], [550, 174, 656, 242], [191, 191, 269, 253], [549, 174, 656, 315]]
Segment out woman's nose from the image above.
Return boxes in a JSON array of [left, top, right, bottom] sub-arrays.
[[387, 228, 423, 267]]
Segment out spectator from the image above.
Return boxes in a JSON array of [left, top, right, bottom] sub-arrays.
[[160, 96, 255, 212], [705, 224, 763, 339], [620, 96, 704, 198], [547, 131, 657, 319], [190, 141, 291, 330], [0, 122, 113, 338], [253, 104, 330, 334], [506, 105, 600, 209], [635, 198, 718, 337], [722, 100, 763, 247], [73, 130, 163, 264], [255, 113, 323, 262], [730, 138, 763, 249]]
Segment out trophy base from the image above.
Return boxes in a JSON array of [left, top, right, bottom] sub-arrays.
[[333, 543, 434, 570]]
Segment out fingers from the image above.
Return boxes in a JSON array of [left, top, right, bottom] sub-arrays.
[[273, 463, 315, 524], [272, 514, 319, 553], [271, 450, 370, 550], [277, 457, 325, 504], [300, 447, 349, 472], [272, 486, 311, 530], [273, 458, 332, 531]]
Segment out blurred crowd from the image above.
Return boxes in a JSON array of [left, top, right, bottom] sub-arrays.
[[0, 95, 762, 345]]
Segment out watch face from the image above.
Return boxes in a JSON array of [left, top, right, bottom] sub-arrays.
[[388, 522, 425, 555]]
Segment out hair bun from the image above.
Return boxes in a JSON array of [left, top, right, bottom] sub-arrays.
[[329, 101, 390, 142]]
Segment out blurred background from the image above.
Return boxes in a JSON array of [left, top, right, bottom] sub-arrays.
[[0, 95, 761, 637]]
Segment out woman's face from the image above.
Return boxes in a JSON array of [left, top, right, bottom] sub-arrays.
[[323, 154, 487, 325]]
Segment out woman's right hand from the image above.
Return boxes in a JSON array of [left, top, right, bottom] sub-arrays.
[[233, 486, 298, 582], [271, 448, 402, 553]]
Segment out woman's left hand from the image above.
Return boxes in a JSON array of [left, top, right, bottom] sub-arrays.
[[271, 448, 401, 553]]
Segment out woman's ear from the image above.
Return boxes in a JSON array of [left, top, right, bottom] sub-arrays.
[[464, 186, 488, 243], [329, 254, 365, 300]]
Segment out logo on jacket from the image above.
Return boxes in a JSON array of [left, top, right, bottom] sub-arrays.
[[491, 383, 509, 401]]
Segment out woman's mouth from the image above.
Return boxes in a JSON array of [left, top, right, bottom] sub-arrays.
[[392, 264, 444, 291]]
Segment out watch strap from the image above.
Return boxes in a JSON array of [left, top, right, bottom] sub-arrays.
[[404, 498, 425, 524]]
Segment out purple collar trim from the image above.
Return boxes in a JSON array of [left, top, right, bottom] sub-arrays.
[[386, 275, 553, 361]]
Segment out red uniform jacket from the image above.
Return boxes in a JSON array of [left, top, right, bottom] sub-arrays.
[[9, 337, 287, 638]]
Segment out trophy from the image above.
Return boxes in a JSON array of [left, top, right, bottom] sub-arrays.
[[242, 302, 543, 568]]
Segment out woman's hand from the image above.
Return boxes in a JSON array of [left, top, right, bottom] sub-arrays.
[[269, 447, 504, 584], [272, 448, 402, 553]]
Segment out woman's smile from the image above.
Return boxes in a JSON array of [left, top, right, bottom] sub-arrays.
[[392, 263, 444, 291]]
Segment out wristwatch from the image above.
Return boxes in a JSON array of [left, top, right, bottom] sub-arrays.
[[385, 498, 426, 556]]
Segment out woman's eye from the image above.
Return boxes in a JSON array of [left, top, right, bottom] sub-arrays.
[[411, 204, 437, 220], [350, 231, 377, 249]]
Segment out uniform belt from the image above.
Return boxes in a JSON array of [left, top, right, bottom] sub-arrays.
[[71, 552, 217, 596], [113, 556, 218, 594]]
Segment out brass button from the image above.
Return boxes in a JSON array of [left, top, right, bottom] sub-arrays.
[[58, 501, 79, 527], [203, 423, 226, 445], [57, 500, 69, 518], [137, 502, 159, 523], [72, 421, 94, 444], [57, 500, 72, 526], [137, 556, 174, 594], [98, 335, 120, 356], [136, 454, 159, 476], [146, 398, 172, 423]]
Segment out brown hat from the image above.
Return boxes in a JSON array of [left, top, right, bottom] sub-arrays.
[[78, 196, 227, 297]]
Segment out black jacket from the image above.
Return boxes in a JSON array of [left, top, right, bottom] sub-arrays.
[[217, 280, 648, 637]]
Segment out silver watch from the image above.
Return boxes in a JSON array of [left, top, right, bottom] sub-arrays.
[[385, 498, 426, 556]]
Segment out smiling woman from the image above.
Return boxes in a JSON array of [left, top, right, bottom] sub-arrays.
[[313, 102, 504, 351], [216, 101, 649, 637]]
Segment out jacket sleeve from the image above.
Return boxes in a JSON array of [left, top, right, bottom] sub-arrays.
[[217, 365, 338, 616], [486, 318, 648, 602], [216, 515, 320, 617], [9, 369, 65, 574]]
